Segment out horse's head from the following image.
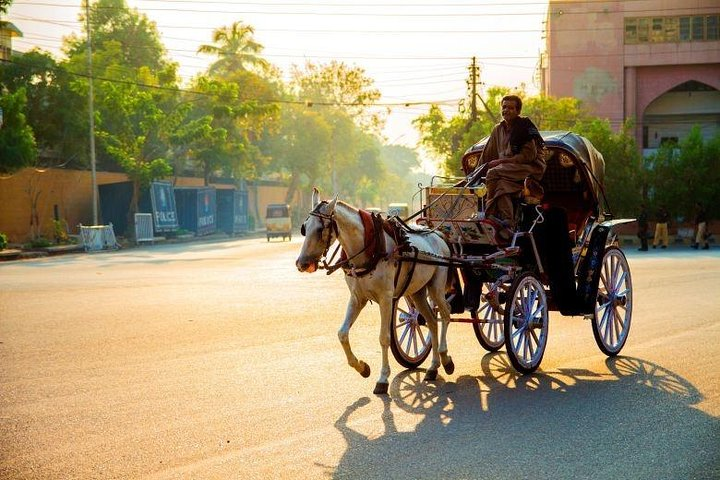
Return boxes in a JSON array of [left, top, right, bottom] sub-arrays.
[[296, 191, 338, 273]]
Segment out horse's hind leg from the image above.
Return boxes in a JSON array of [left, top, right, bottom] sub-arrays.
[[428, 276, 454, 375], [339, 295, 371, 378], [408, 289, 442, 382]]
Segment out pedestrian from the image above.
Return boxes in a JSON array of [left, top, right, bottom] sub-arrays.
[[637, 203, 649, 251], [653, 205, 670, 249], [691, 201, 710, 250]]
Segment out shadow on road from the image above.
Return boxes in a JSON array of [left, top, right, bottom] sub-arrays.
[[332, 355, 719, 479]]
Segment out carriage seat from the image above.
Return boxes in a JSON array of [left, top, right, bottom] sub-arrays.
[[538, 149, 594, 243]]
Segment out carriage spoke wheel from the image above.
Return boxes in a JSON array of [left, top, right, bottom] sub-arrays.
[[592, 246, 632, 356], [390, 296, 432, 369], [472, 283, 505, 352], [503, 272, 549, 373]]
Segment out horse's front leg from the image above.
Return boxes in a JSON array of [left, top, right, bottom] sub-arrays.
[[338, 294, 371, 378], [373, 299, 394, 395]]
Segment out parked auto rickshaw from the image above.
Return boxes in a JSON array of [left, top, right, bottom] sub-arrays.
[[266, 204, 292, 241]]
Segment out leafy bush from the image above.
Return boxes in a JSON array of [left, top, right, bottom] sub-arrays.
[[0, 233, 7, 250], [24, 237, 51, 249]]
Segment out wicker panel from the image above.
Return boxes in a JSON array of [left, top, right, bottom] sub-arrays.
[[425, 187, 480, 221]]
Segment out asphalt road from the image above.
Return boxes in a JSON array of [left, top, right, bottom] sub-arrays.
[[1, 236, 719, 479]]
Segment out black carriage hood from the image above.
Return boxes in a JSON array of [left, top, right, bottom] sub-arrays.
[[464, 130, 605, 202]]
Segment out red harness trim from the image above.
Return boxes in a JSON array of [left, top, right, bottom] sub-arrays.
[[339, 209, 378, 262]]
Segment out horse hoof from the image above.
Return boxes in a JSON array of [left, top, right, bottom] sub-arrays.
[[443, 359, 455, 375], [359, 361, 371, 378], [373, 382, 389, 395], [424, 369, 438, 381]]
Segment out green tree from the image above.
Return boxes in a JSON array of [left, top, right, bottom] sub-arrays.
[[280, 61, 387, 204], [65, 0, 172, 73], [264, 104, 332, 205], [197, 22, 270, 78], [0, 0, 12, 15], [574, 118, 642, 217], [95, 78, 173, 230], [646, 126, 720, 221], [60, 0, 181, 169], [170, 76, 276, 184], [376, 144, 426, 209], [0, 88, 37, 173], [0, 49, 87, 166], [290, 60, 384, 134]]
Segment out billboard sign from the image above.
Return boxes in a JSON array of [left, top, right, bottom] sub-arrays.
[[150, 181, 178, 232]]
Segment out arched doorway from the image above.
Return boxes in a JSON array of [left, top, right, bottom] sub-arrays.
[[642, 80, 720, 151]]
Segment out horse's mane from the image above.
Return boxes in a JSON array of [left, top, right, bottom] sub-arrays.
[[312, 199, 358, 216]]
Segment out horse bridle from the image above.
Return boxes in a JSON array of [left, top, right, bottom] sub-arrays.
[[301, 202, 376, 275], [301, 202, 340, 269]]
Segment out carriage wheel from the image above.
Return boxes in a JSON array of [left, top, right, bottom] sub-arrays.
[[472, 283, 505, 352], [503, 272, 549, 373], [390, 296, 432, 369], [592, 246, 632, 356]]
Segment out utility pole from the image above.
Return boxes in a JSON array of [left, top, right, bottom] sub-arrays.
[[85, 0, 98, 225], [466, 56, 498, 124], [468, 56, 479, 122]]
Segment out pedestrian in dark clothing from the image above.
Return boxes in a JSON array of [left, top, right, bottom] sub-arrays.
[[653, 205, 670, 249], [637, 204, 649, 251], [691, 202, 710, 250]]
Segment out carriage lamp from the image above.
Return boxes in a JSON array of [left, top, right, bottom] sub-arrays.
[[559, 152, 574, 168], [474, 183, 488, 197], [463, 154, 480, 173]]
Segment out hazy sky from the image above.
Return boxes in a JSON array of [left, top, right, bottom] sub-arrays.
[[7, 0, 549, 160]]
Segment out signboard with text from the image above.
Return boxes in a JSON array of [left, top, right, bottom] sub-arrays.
[[149, 181, 179, 232]]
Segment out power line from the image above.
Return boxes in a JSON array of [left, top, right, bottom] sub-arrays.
[[0, 56, 464, 107], [15, 0, 716, 16]]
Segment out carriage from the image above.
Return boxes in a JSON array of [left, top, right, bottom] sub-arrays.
[[390, 131, 634, 374], [297, 131, 634, 393]]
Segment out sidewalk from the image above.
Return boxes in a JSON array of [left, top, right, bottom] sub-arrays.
[[0, 230, 268, 262]]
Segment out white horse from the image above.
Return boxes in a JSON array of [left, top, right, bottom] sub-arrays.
[[295, 189, 455, 394]]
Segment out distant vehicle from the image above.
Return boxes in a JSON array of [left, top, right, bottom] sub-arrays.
[[387, 202, 409, 219], [265, 204, 292, 241]]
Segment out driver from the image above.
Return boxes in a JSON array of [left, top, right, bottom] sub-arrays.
[[474, 94, 546, 232]]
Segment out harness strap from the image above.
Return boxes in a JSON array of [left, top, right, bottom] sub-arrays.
[[393, 246, 419, 300]]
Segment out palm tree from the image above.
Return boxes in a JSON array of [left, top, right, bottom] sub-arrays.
[[197, 22, 269, 77]]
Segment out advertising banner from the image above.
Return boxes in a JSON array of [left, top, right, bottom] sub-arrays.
[[150, 181, 179, 232]]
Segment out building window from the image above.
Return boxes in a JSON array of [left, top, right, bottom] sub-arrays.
[[707, 15, 719, 40], [651, 18, 665, 42], [664, 17, 679, 42], [680, 17, 691, 41], [625, 14, 719, 43], [692, 16, 705, 41], [638, 18, 649, 42], [625, 19, 638, 44]]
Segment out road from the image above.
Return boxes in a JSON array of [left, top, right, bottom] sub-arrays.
[[1, 236, 719, 479]]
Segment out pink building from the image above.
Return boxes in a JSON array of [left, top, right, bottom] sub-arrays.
[[541, 0, 720, 154]]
